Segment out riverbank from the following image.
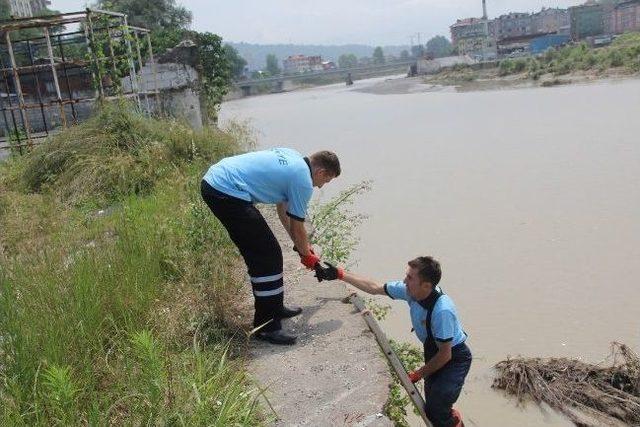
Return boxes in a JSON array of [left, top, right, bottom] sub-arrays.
[[0, 102, 399, 425], [349, 65, 640, 96], [423, 64, 640, 91], [422, 32, 640, 92], [0, 103, 263, 425], [248, 207, 393, 426]]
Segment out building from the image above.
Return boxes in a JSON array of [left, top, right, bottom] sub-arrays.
[[8, 0, 51, 17], [30, 0, 50, 13], [569, 2, 618, 40], [450, 17, 497, 59], [8, 0, 32, 17], [321, 61, 336, 70], [494, 8, 569, 55], [611, 0, 640, 33], [494, 8, 568, 41], [282, 55, 323, 74], [532, 7, 570, 35], [494, 12, 535, 40]]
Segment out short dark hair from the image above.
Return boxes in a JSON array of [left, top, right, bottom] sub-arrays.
[[309, 151, 341, 177], [408, 256, 441, 286]]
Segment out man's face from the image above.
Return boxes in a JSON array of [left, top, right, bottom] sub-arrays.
[[313, 169, 336, 188], [404, 266, 428, 299]]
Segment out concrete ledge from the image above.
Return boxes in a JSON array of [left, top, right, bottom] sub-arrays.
[[247, 209, 393, 426]]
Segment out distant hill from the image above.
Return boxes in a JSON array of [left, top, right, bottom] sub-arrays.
[[229, 42, 410, 70]]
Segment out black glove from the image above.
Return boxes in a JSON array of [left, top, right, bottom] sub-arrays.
[[314, 262, 343, 282]]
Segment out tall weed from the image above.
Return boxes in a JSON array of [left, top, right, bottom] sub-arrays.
[[309, 180, 372, 266]]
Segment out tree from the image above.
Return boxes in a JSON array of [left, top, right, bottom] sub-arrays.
[[411, 44, 425, 58], [400, 50, 410, 60], [192, 32, 235, 121], [265, 53, 280, 75], [0, 0, 10, 19], [425, 35, 453, 58], [93, 0, 192, 32], [372, 46, 385, 64], [338, 53, 358, 69], [224, 44, 247, 80]]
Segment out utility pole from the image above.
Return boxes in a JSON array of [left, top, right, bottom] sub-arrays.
[[481, 0, 489, 62]]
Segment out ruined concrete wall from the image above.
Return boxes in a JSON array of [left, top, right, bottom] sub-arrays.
[[126, 60, 203, 130], [125, 41, 204, 130]]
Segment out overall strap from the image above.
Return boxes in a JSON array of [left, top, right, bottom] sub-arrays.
[[420, 288, 443, 361]]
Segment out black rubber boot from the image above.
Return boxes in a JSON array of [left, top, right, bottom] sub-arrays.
[[276, 305, 302, 319], [255, 329, 297, 345]]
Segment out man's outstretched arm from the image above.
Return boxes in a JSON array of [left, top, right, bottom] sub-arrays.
[[327, 267, 386, 296]]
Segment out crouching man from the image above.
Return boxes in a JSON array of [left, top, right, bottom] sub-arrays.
[[315, 256, 471, 427]]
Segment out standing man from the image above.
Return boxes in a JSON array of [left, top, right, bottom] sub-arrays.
[[201, 148, 340, 345], [315, 256, 471, 427]]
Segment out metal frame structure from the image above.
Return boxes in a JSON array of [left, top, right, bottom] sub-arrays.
[[0, 9, 158, 153]]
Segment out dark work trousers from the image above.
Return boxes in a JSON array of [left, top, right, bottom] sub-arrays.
[[201, 180, 284, 332], [424, 343, 472, 427]]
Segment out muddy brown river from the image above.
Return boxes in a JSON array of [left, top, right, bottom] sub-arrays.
[[220, 75, 640, 426]]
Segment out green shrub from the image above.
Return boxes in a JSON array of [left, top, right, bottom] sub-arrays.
[[498, 59, 514, 76], [16, 100, 238, 207], [609, 50, 624, 67]]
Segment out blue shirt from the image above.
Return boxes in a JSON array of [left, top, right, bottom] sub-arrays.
[[203, 148, 314, 221], [384, 281, 467, 346]]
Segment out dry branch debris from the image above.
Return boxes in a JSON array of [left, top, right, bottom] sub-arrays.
[[493, 343, 640, 426]]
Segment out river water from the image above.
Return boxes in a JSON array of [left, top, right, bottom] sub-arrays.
[[220, 76, 640, 426]]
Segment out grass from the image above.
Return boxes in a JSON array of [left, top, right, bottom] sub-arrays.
[[498, 32, 640, 79], [0, 101, 263, 425], [383, 340, 424, 426]]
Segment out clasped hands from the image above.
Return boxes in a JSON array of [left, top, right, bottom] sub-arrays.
[[295, 245, 344, 282]]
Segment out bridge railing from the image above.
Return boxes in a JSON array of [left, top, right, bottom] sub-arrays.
[[234, 60, 415, 87]]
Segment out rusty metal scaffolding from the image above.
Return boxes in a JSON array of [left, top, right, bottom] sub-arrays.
[[0, 9, 158, 154]]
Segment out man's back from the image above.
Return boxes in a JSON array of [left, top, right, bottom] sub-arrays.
[[203, 148, 313, 220]]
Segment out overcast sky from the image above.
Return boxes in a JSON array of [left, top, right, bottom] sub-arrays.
[[52, 0, 582, 45]]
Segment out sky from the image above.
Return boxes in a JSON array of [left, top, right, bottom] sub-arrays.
[[52, 0, 583, 46]]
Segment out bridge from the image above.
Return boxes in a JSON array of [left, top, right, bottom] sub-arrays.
[[233, 60, 416, 96]]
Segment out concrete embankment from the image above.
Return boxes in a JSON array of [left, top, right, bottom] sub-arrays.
[[248, 209, 393, 426]]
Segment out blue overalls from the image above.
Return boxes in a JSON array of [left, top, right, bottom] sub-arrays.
[[420, 290, 472, 427]]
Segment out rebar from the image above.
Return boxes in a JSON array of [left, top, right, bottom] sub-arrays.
[[25, 39, 50, 135], [5, 30, 33, 147], [56, 34, 79, 124], [43, 26, 67, 128], [132, 31, 150, 112], [0, 10, 153, 149]]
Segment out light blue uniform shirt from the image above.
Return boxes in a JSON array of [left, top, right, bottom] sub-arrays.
[[203, 148, 313, 221], [384, 281, 467, 346]]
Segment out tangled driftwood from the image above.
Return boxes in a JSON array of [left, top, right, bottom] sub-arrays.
[[493, 342, 640, 426]]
